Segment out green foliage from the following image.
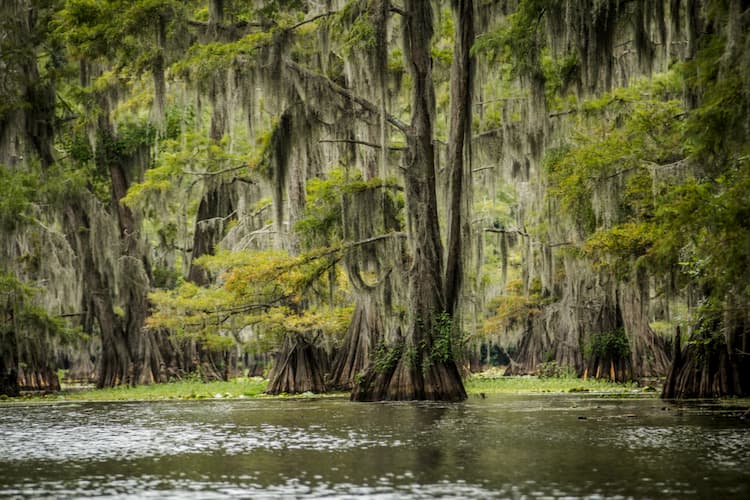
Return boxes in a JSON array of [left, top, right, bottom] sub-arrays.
[[586, 329, 630, 360], [541, 51, 579, 106], [465, 371, 637, 394], [543, 30, 750, 323], [372, 340, 403, 374], [294, 168, 401, 248], [0, 272, 78, 344], [149, 246, 353, 352], [341, 14, 377, 55], [428, 311, 464, 365], [0, 272, 35, 304], [56, 0, 188, 73], [472, 0, 549, 78], [171, 31, 273, 86], [0, 166, 38, 231], [294, 168, 352, 247], [483, 279, 549, 335], [152, 265, 181, 289], [543, 75, 690, 280], [124, 126, 249, 208]]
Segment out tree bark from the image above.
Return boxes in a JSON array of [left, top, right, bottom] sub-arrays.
[[445, 0, 474, 316], [662, 326, 750, 398], [352, 0, 466, 402], [266, 333, 330, 394], [330, 293, 383, 390], [64, 203, 132, 387], [187, 181, 235, 285]]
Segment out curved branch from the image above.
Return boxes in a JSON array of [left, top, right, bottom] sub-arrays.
[[287, 11, 337, 31], [284, 59, 410, 136], [182, 164, 250, 177], [319, 139, 407, 151]]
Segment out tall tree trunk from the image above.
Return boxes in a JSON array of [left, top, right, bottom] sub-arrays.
[[209, 0, 224, 31], [352, 0, 466, 402], [64, 203, 132, 387], [0, 0, 55, 167], [445, 0, 474, 317], [105, 136, 155, 386]]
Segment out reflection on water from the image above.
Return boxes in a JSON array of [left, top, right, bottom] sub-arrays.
[[1, 396, 748, 498]]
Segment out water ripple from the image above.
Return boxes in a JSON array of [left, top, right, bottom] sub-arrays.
[[0, 403, 397, 462]]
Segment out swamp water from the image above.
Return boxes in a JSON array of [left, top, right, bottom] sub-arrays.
[[1, 395, 748, 498]]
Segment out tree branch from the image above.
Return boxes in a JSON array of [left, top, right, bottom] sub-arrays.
[[390, 5, 407, 17], [182, 164, 249, 177], [474, 96, 526, 106], [284, 59, 410, 135], [319, 139, 407, 151], [287, 11, 337, 31], [484, 227, 529, 237], [345, 231, 408, 249], [484, 227, 573, 248], [473, 127, 503, 139], [187, 19, 274, 30], [549, 109, 576, 118], [472, 165, 495, 173]]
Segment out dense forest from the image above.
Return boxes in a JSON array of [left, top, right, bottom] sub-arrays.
[[1, 0, 748, 400]]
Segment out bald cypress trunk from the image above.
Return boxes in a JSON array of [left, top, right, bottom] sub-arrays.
[[266, 333, 330, 394], [445, 0, 474, 317], [64, 201, 132, 387], [352, 0, 466, 402]]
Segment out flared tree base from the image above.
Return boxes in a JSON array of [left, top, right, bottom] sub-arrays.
[[266, 333, 330, 395], [662, 340, 750, 398], [351, 353, 467, 402]]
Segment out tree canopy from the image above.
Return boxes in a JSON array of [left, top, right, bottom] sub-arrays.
[[1, 0, 748, 399]]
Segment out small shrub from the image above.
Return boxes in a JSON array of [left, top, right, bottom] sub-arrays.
[[588, 328, 630, 359]]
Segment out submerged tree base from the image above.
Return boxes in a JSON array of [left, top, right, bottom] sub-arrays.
[[662, 329, 750, 399], [266, 333, 330, 395], [351, 346, 467, 402]]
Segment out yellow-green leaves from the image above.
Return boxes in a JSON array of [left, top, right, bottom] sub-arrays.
[[149, 246, 352, 350]]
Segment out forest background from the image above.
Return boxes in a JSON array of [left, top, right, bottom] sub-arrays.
[[1, 0, 748, 401]]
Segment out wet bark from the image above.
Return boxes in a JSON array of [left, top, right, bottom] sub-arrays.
[[0, 290, 61, 393], [17, 366, 60, 392], [106, 147, 154, 386], [61, 115, 166, 387], [330, 184, 405, 390], [619, 278, 670, 378]]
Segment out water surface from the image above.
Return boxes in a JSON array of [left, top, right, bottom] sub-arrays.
[[1, 395, 748, 498]]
